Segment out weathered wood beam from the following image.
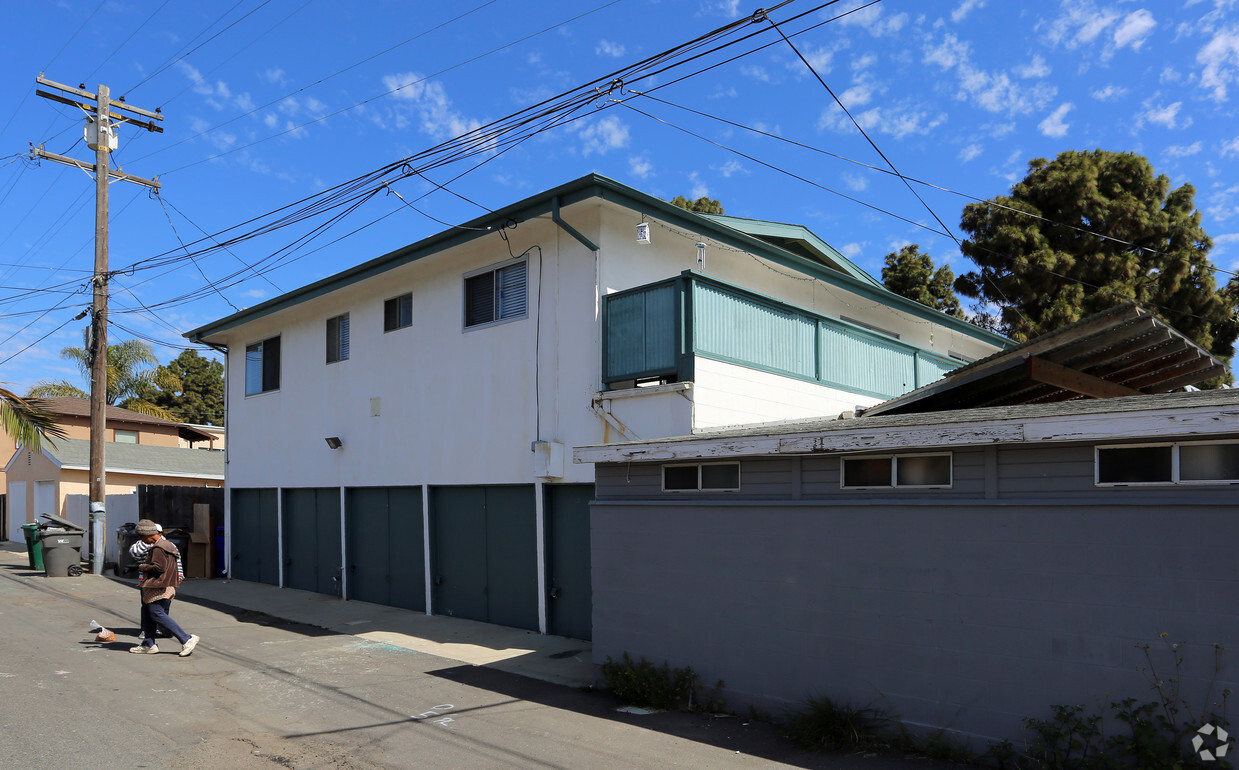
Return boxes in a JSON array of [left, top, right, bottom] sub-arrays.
[[1026, 356, 1142, 398]]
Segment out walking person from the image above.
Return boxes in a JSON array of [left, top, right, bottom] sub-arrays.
[[129, 519, 200, 657]]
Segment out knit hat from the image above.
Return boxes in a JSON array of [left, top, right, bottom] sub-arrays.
[[135, 519, 159, 536]]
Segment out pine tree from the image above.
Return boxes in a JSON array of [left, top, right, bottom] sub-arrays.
[[880, 244, 965, 318]]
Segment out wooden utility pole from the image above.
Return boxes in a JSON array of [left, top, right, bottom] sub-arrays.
[[32, 75, 163, 574]]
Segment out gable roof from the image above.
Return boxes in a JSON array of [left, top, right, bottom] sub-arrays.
[[41, 397, 215, 443], [573, 388, 1239, 464], [185, 173, 1008, 348], [27, 437, 225, 479], [861, 303, 1228, 417]]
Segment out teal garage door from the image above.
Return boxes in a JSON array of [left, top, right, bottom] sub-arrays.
[[230, 488, 278, 585], [430, 485, 537, 631], [345, 487, 425, 611], [282, 488, 342, 596], [546, 484, 593, 641]]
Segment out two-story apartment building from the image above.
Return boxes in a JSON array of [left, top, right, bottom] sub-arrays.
[[186, 173, 1010, 639]]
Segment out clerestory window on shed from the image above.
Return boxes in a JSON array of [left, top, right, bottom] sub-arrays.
[[245, 336, 281, 395], [464, 260, 527, 329], [327, 313, 350, 364], [841, 453, 952, 489], [662, 462, 741, 492], [1096, 441, 1239, 485]]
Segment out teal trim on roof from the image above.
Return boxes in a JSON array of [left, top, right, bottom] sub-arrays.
[[185, 174, 1010, 349], [699, 214, 883, 288]]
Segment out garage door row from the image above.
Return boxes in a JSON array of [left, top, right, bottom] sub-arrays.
[[229, 484, 593, 640]]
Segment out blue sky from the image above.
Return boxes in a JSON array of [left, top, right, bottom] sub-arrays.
[[2, 0, 1237, 395]]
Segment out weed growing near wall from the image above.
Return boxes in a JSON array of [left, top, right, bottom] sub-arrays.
[[601, 652, 725, 712]]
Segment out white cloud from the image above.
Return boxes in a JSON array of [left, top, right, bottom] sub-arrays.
[[951, 0, 986, 23], [596, 40, 625, 57], [843, 172, 868, 191], [741, 65, 771, 82], [1140, 101, 1188, 128], [1206, 183, 1239, 221], [1113, 9, 1156, 50], [1091, 84, 1128, 101], [835, 2, 909, 36], [689, 172, 709, 200], [715, 160, 745, 178], [629, 155, 653, 179], [576, 115, 630, 155], [838, 242, 864, 259], [702, 0, 741, 18], [925, 34, 1056, 115], [959, 143, 983, 162], [1039, 103, 1073, 137], [1015, 55, 1050, 78], [791, 44, 834, 75], [1165, 141, 1203, 158], [1042, 4, 1121, 49], [262, 68, 287, 86], [1197, 28, 1239, 101], [819, 102, 947, 138], [382, 72, 482, 140], [1221, 136, 1239, 156]]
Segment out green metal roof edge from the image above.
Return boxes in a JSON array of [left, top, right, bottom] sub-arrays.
[[186, 173, 1010, 349]]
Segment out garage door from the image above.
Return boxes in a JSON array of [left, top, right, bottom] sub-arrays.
[[546, 484, 594, 641], [282, 488, 342, 596], [230, 488, 278, 585], [430, 485, 536, 631], [345, 487, 425, 610]]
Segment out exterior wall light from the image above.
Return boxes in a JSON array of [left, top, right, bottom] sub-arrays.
[[325, 436, 343, 449], [636, 222, 650, 245]]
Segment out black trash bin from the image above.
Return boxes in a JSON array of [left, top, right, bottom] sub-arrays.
[[117, 523, 141, 578], [40, 531, 85, 577], [163, 528, 190, 567]]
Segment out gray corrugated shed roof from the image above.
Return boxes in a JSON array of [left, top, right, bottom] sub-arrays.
[[43, 438, 224, 479]]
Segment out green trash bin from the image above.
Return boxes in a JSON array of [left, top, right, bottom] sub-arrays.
[[21, 523, 44, 571]]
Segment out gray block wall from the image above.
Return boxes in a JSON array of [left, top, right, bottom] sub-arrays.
[[590, 446, 1238, 744]]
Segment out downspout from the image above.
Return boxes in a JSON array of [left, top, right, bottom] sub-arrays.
[[199, 341, 229, 578]]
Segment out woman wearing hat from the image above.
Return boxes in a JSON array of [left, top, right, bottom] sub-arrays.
[[130, 519, 200, 657]]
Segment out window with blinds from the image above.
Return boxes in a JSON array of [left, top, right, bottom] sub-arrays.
[[464, 261, 527, 328], [327, 313, 350, 363], [245, 336, 281, 395]]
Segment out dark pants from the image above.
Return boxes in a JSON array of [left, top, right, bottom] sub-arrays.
[[140, 598, 190, 646]]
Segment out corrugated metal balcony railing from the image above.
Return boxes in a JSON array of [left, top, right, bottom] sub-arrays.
[[602, 271, 962, 400]]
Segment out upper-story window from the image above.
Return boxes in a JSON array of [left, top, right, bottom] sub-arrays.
[[1096, 442, 1239, 485], [114, 429, 138, 444], [384, 293, 412, 332], [327, 313, 350, 364], [464, 260, 527, 329], [245, 336, 281, 395]]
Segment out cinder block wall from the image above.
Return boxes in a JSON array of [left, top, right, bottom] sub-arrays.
[[590, 499, 1238, 743]]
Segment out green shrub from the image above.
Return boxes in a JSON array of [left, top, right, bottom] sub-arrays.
[[785, 695, 891, 752], [600, 652, 725, 712]]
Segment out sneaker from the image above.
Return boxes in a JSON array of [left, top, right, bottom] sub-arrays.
[[129, 644, 159, 654], [178, 634, 200, 657]]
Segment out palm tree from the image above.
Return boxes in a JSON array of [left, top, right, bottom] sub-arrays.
[[28, 339, 180, 420], [0, 386, 67, 451]]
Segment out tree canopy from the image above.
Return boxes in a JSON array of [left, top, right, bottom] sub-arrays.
[[669, 195, 724, 214], [880, 245, 965, 319], [0, 386, 66, 450], [954, 150, 1238, 370], [144, 350, 225, 426]]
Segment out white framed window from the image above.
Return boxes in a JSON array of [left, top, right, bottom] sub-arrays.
[[841, 453, 952, 489], [662, 462, 741, 492], [327, 313, 350, 364], [1096, 441, 1239, 485], [384, 293, 412, 332], [245, 336, 281, 395], [114, 429, 138, 444], [464, 259, 527, 329]]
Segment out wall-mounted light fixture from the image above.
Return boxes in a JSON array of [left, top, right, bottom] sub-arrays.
[[325, 436, 343, 449], [635, 222, 650, 245], [696, 242, 706, 270]]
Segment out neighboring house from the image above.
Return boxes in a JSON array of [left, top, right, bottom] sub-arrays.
[[1, 398, 218, 541], [574, 309, 1237, 744], [185, 173, 1010, 638], [178, 423, 225, 450]]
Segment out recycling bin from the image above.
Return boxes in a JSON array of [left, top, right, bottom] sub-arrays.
[[21, 522, 44, 571], [40, 530, 85, 577]]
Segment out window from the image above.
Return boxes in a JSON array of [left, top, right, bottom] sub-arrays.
[[245, 336, 280, 395], [1096, 442, 1239, 485], [841, 453, 952, 488], [662, 462, 741, 492], [465, 261, 527, 328], [114, 429, 138, 444], [327, 313, 350, 364], [384, 293, 412, 332]]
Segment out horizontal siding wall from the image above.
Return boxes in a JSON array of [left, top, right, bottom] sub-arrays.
[[590, 498, 1239, 744]]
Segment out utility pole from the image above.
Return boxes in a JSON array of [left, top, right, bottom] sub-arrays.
[[32, 75, 163, 574]]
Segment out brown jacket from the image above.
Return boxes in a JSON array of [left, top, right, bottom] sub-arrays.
[[137, 538, 182, 591]]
